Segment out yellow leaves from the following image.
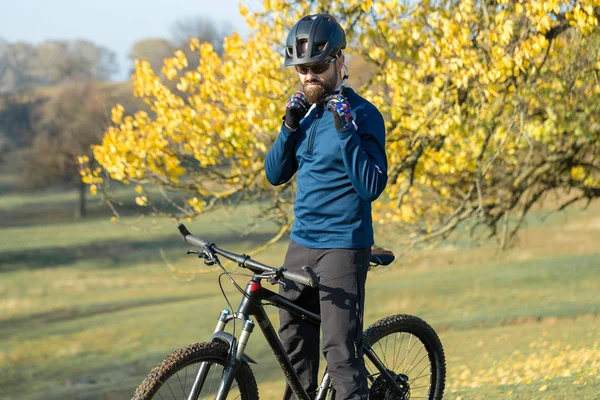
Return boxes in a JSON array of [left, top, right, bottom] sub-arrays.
[[188, 197, 206, 213], [567, 4, 599, 35], [499, 19, 514, 45], [111, 104, 125, 125], [455, 74, 470, 89], [173, 50, 188, 69], [188, 37, 201, 51], [360, 0, 373, 13], [368, 47, 385, 62], [515, 3, 524, 15], [176, 78, 188, 92], [494, 10, 507, 26], [450, 340, 600, 390], [135, 196, 148, 207], [531, 34, 549, 53], [571, 166, 599, 187]]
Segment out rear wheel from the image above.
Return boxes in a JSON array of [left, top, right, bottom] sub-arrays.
[[363, 314, 445, 400], [132, 341, 259, 400]]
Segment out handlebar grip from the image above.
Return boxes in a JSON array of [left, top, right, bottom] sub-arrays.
[[178, 223, 208, 248], [282, 266, 319, 289]]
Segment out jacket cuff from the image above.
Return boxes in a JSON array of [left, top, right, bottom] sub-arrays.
[[281, 121, 297, 135], [336, 124, 357, 137]]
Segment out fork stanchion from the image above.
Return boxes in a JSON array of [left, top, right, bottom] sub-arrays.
[[236, 319, 255, 360]]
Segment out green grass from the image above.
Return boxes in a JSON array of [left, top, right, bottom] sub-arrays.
[[1, 178, 599, 399]]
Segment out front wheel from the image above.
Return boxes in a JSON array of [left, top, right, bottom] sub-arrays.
[[132, 341, 259, 400], [363, 314, 446, 400]]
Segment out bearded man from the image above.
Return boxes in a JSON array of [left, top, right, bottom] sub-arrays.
[[264, 13, 388, 400]]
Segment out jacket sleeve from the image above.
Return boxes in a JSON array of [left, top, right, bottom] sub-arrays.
[[337, 111, 388, 202], [264, 123, 299, 185]]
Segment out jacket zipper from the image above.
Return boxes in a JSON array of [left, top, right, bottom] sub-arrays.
[[307, 106, 323, 156]]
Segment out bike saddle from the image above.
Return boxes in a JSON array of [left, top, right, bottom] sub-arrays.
[[370, 248, 395, 266]]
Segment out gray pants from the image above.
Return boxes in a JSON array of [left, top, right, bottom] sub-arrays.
[[278, 240, 370, 400]]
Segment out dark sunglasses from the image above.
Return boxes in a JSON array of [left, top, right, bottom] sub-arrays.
[[295, 57, 336, 75]]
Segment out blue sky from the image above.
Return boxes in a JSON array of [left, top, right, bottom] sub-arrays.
[[1, 0, 255, 80]]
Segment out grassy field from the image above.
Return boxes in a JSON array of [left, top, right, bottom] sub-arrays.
[[1, 170, 599, 400]]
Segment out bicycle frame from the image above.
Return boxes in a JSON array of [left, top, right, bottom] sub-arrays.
[[189, 275, 402, 400]]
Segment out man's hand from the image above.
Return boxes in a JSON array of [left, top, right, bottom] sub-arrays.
[[326, 94, 354, 131], [284, 91, 309, 130]]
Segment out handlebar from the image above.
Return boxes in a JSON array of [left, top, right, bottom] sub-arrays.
[[177, 223, 319, 289]]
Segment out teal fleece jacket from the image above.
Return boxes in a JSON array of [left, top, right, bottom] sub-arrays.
[[264, 87, 387, 249]]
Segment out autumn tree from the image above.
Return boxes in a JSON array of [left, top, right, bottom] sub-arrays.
[[25, 81, 109, 218], [0, 39, 118, 151], [128, 38, 177, 76], [84, 0, 600, 250], [170, 16, 232, 56], [36, 39, 118, 83], [0, 39, 117, 92]]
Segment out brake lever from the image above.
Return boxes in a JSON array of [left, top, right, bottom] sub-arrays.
[[257, 271, 287, 289], [187, 249, 216, 266], [267, 277, 286, 289]]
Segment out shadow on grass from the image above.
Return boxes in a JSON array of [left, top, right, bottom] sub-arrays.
[[0, 294, 202, 339], [0, 232, 281, 272], [0, 181, 14, 196], [0, 198, 145, 229]]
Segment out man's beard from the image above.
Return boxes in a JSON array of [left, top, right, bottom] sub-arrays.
[[303, 75, 337, 104]]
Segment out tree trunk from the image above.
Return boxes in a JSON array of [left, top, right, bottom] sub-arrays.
[[75, 179, 86, 219]]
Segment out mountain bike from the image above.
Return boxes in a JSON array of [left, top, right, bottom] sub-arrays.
[[131, 224, 446, 400]]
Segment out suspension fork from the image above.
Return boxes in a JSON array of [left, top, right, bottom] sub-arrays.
[[214, 280, 261, 400], [186, 309, 234, 400], [187, 308, 256, 400]]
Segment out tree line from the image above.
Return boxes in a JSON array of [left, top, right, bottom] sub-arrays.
[[0, 16, 230, 218]]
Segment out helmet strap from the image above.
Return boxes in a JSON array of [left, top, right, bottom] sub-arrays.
[[336, 53, 350, 86]]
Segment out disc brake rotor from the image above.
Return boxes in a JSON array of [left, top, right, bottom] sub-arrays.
[[368, 370, 410, 400]]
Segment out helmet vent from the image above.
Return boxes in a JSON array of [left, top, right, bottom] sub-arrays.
[[298, 39, 308, 57]]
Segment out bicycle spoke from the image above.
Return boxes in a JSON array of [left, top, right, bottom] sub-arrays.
[[404, 344, 426, 375], [176, 371, 185, 397], [410, 363, 432, 385], [405, 350, 428, 376], [393, 332, 404, 372], [378, 335, 388, 367], [410, 372, 433, 381], [365, 325, 440, 400], [392, 332, 398, 370], [150, 358, 246, 400], [411, 384, 431, 390], [166, 381, 177, 399], [401, 334, 414, 373], [183, 367, 188, 398], [206, 363, 218, 397]]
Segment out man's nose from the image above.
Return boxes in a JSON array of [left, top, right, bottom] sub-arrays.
[[305, 70, 317, 80]]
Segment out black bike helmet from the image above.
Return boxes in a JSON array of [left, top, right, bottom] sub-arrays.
[[284, 14, 346, 66]]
